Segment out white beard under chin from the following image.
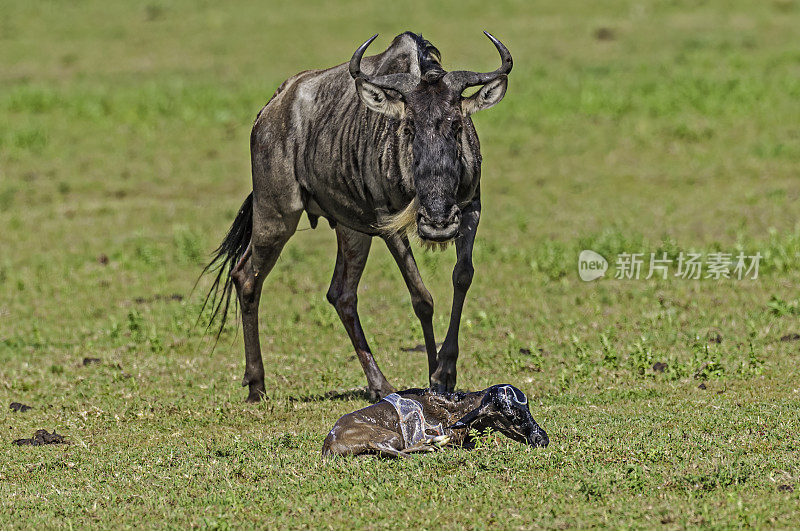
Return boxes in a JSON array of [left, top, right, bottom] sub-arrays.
[[377, 196, 454, 252]]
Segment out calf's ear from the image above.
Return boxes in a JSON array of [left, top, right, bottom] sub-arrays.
[[461, 75, 508, 116], [449, 405, 485, 429], [356, 78, 405, 119]]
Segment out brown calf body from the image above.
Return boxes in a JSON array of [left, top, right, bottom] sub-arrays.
[[322, 385, 548, 458]]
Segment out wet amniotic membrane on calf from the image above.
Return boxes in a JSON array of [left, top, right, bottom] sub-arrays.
[[382, 392, 445, 445]]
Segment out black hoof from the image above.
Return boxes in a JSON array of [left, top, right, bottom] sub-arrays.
[[245, 383, 266, 403], [430, 374, 456, 394]]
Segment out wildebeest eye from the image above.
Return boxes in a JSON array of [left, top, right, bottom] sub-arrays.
[[403, 126, 414, 137]]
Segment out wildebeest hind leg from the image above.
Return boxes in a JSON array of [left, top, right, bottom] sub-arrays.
[[327, 226, 394, 401], [232, 211, 302, 402]]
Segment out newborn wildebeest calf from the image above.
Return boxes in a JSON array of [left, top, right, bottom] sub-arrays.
[[322, 384, 548, 458]]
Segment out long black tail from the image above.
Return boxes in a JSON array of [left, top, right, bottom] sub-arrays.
[[199, 192, 253, 339]]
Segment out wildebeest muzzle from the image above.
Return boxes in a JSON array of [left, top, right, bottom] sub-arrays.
[[417, 203, 460, 242]]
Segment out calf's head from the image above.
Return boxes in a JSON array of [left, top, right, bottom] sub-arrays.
[[350, 32, 512, 242], [450, 384, 549, 448]]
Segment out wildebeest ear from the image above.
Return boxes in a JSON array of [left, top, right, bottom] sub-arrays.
[[355, 78, 405, 119], [449, 405, 485, 429], [461, 75, 508, 116]]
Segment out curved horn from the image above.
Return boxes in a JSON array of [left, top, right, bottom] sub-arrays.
[[349, 34, 419, 94], [349, 34, 379, 80], [444, 31, 513, 93]]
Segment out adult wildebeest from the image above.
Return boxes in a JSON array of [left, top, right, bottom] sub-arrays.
[[322, 384, 549, 458], [204, 31, 512, 402]]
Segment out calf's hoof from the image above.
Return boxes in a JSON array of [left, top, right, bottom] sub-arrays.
[[432, 434, 451, 447]]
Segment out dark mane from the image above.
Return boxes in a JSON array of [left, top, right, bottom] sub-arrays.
[[401, 31, 443, 76]]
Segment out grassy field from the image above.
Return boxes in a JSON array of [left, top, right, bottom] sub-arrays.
[[2, 0, 800, 527]]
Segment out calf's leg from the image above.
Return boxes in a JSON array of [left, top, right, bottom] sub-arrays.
[[322, 420, 406, 458], [402, 434, 452, 453]]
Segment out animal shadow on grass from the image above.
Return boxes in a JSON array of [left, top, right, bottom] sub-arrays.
[[400, 343, 442, 353], [288, 387, 371, 403]]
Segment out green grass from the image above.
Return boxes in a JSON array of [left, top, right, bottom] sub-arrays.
[[2, 0, 800, 527]]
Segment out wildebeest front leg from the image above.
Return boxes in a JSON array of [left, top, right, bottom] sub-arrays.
[[432, 201, 481, 392], [384, 233, 438, 381], [327, 227, 394, 401]]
